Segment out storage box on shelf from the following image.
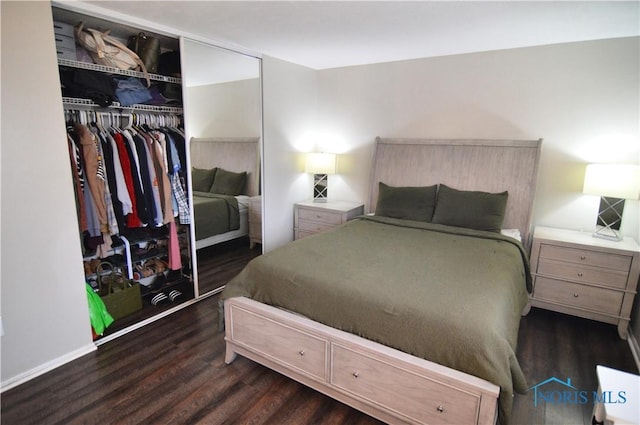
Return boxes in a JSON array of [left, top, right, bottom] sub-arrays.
[[53, 21, 76, 60]]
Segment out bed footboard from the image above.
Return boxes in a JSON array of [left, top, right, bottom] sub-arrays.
[[224, 297, 499, 425]]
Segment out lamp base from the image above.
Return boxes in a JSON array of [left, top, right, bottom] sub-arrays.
[[592, 227, 623, 241], [313, 174, 328, 202], [592, 196, 625, 242]]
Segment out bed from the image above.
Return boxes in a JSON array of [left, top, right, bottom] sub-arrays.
[[222, 137, 542, 425], [189, 137, 260, 249]]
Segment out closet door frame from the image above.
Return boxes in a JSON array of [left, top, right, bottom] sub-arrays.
[[51, 0, 263, 345], [179, 37, 265, 299]]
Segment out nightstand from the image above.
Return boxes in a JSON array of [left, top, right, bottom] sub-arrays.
[[248, 195, 262, 249], [294, 200, 364, 240], [529, 226, 640, 339], [593, 365, 639, 424]]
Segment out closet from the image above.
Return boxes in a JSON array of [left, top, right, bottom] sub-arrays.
[[52, 5, 196, 340]]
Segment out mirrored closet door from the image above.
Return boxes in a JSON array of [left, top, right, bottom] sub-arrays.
[[180, 38, 263, 297]]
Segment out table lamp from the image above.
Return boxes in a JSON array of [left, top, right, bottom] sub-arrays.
[[305, 153, 336, 202]]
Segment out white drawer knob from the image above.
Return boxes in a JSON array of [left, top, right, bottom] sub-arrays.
[[580, 255, 586, 260], [573, 293, 579, 298], [352, 372, 359, 378], [437, 405, 445, 413], [298, 350, 305, 356], [577, 272, 583, 277]]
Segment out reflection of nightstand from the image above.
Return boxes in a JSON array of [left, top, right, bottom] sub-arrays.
[[529, 226, 640, 339], [249, 196, 262, 249], [294, 200, 364, 240]]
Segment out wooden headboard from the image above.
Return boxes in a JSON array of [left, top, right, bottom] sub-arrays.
[[369, 137, 542, 246], [190, 137, 261, 196]]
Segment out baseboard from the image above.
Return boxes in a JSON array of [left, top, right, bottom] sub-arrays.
[[627, 325, 640, 372], [0, 343, 97, 393], [93, 295, 212, 346]]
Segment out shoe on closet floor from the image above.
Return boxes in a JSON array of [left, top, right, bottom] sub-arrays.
[[150, 292, 171, 306]]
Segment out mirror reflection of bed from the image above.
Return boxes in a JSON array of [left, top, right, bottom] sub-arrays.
[[181, 38, 263, 297], [190, 137, 261, 295]]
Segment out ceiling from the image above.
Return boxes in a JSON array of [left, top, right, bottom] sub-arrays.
[[83, 1, 639, 70]]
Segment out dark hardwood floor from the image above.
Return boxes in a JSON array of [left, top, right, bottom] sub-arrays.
[[196, 237, 262, 295], [98, 237, 261, 338], [2, 245, 637, 425], [512, 309, 637, 425]]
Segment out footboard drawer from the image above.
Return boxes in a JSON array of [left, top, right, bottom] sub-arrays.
[[229, 305, 327, 381], [225, 297, 499, 425], [331, 344, 481, 424]]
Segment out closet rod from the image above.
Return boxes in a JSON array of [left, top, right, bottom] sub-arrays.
[[65, 109, 182, 128], [62, 97, 183, 114]]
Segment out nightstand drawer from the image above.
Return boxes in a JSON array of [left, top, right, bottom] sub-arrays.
[[298, 218, 336, 234], [534, 277, 623, 315], [298, 208, 343, 225], [537, 258, 629, 289], [539, 244, 631, 271]]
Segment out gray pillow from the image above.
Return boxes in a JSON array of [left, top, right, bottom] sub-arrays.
[[210, 168, 247, 196], [191, 167, 216, 192], [375, 182, 437, 222], [432, 184, 508, 232]]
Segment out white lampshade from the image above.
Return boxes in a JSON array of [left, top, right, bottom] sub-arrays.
[[305, 153, 336, 175], [583, 164, 640, 200]]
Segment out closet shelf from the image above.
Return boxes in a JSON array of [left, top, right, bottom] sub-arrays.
[[62, 97, 183, 114], [58, 58, 182, 84]]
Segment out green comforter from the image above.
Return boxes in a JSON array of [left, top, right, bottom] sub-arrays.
[[192, 192, 240, 240], [223, 216, 530, 424]]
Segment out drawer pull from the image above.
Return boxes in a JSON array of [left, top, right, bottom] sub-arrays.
[[573, 293, 579, 298], [577, 272, 583, 277], [580, 255, 586, 260], [437, 405, 445, 413], [352, 372, 359, 378], [298, 350, 305, 356]]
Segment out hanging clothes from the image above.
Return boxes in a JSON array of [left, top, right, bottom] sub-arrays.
[[167, 221, 182, 271], [113, 131, 145, 228], [76, 123, 108, 233], [64, 109, 190, 255], [66, 129, 88, 233]]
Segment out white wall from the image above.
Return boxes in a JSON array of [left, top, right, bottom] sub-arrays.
[[185, 79, 261, 138], [317, 37, 640, 240], [314, 37, 640, 351], [1, 1, 95, 389], [262, 56, 317, 251], [1, 1, 638, 389]]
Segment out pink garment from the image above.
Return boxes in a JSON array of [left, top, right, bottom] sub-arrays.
[[167, 221, 182, 271]]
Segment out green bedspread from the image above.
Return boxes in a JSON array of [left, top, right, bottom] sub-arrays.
[[192, 192, 240, 240], [223, 215, 531, 424]]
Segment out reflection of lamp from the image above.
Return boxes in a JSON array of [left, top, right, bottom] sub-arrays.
[[305, 153, 336, 202], [583, 164, 640, 241]]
